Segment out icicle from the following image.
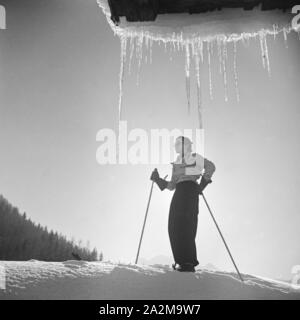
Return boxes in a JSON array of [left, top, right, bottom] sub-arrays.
[[199, 40, 204, 63], [283, 28, 288, 48], [207, 41, 213, 100], [135, 36, 139, 60], [259, 32, 266, 70], [128, 36, 135, 75], [258, 31, 271, 76], [195, 50, 203, 129], [149, 38, 153, 64], [180, 32, 183, 48], [191, 40, 196, 57], [117, 35, 127, 162], [224, 39, 228, 61], [172, 40, 176, 52], [136, 35, 144, 86], [185, 43, 191, 115], [273, 24, 278, 41], [222, 41, 228, 102], [263, 34, 271, 76], [217, 38, 222, 74], [210, 40, 214, 56], [144, 36, 149, 64], [119, 35, 127, 121], [233, 41, 240, 103], [168, 42, 173, 61]]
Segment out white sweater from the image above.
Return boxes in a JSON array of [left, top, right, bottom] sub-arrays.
[[167, 152, 216, 191]]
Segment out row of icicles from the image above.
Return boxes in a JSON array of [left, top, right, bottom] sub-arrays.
[[114, 26, 299, 161]]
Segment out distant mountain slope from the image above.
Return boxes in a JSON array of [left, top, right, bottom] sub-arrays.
[[0, 194, 101, 261]]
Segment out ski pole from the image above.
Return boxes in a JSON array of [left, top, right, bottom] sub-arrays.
[[201, 192, 244, 282], [135, 174, 167, 264]]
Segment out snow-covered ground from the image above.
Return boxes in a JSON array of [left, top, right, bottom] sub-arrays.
[[0, 260, 300, 300]]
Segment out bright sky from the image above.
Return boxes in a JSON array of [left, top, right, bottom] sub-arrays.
[[0, 0, 300, 280]]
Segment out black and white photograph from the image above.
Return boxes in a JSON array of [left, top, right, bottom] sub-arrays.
[[0, 0, 300, 309]]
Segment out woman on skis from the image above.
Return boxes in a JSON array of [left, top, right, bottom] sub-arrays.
[[150, 136, 216, 272]]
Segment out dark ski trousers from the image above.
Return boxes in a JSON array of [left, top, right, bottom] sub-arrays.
[[168, 181, 200, 267]]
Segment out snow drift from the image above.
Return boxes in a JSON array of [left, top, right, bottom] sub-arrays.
[[0, 260, 299, 300]]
